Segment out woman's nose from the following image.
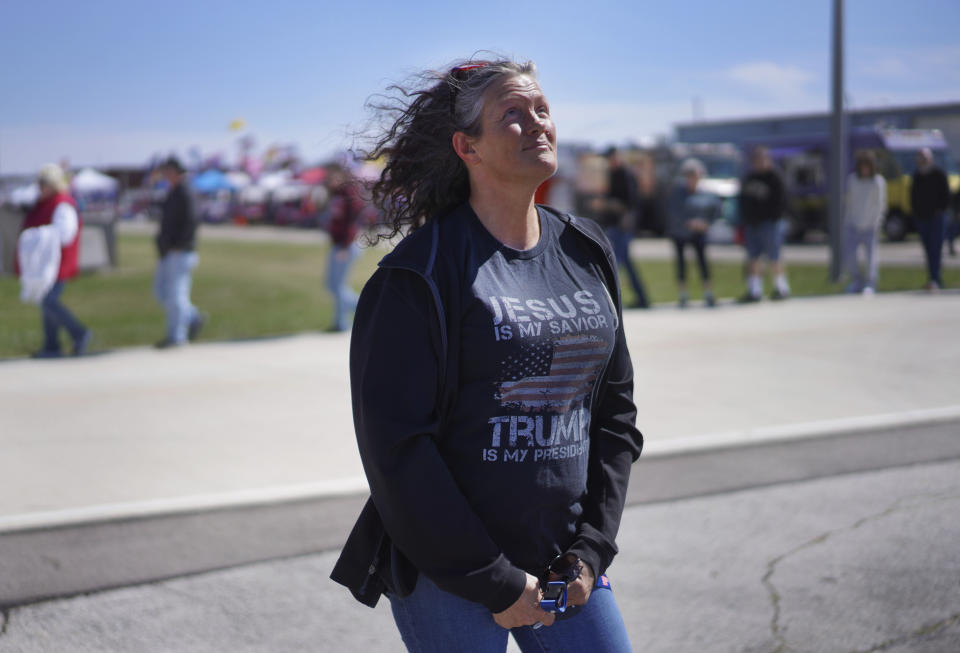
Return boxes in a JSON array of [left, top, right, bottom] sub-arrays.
[[528, 113, 544, 134]]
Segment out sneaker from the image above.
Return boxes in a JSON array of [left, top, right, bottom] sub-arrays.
[[31, 349, 62, 359], [737, 292, 761, 304], [705, 293, 717, 308], [925, 281, 941, 293], [678, 293, 689, 309], [154, 338, 185, 350], [188, 314, 207, 341], [73, 329, 93, 357], [861, 287, 875, 297], [770, 288, 790, 301]]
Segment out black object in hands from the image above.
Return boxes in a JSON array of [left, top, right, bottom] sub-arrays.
[[538, 553, 582, 614]]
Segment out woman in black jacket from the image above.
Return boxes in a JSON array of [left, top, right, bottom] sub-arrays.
[[331, 57, 642, 653]]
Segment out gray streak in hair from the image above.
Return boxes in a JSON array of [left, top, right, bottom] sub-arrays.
[[451, 61, 538, 135]]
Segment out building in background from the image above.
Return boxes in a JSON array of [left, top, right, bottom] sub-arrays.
[[675, 102, 960, 161], [677, 103, 960, 242]]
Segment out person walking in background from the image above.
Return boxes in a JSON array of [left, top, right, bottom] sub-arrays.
[[911, 148, 951, 290], [331, 57, 641, 652], [324, 164, 363, 332], [666, 158, 718, 308], [154, 156, 204, 348], [842, 151, 886, 295], [19, 164, 91, 358], [596, 147, 648, 308], [738, 146, 789, 302], [947, 189, 960, 257]]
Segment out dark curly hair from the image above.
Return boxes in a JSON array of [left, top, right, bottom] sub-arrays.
[[360, 57, 537, 242]]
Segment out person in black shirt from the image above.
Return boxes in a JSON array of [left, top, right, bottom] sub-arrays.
[[154, 156, 204, 348], [596, 147, 648, 308], [738, 146, 790, 301], [331, 58, 641, 652], [911, 148, 951, 290]]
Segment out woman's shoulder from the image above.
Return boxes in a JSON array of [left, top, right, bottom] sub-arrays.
[[539, 204, 592, 234], [379, 203, 474, 274], [539, 205, 616, 263]]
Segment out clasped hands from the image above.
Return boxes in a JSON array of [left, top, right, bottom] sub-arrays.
[[491, 562, 595, 630]]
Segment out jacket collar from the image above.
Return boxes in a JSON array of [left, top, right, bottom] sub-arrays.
[[378, 202, 602, 277]]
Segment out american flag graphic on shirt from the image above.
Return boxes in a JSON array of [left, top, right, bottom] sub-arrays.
[[496, 335, 610, 412]]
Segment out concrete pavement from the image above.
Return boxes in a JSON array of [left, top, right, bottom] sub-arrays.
[[2, 450, 958, 652], [2, 291, 958, 526]]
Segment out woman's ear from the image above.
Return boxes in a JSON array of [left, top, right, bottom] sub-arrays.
[[452, 131, 480, 165]]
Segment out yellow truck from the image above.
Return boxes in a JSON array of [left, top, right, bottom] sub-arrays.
[[874, 129, 959, 241]]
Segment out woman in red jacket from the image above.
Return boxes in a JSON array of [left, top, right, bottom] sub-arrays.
[[21, 164, 91, 358]]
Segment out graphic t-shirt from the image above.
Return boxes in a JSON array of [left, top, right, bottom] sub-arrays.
[[439, 207, 617, 573], [739, 170, 784, 224]]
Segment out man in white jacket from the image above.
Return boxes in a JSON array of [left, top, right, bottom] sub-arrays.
[[843, 151, 887, 295]]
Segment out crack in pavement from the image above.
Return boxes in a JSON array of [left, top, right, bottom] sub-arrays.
[[850, 612, 960, 652], [762, 490, 960, 653]]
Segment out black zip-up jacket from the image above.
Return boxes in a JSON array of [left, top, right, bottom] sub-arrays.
[[601, 165, 639, 230], [911, 167, 950, 220], [330, 203, 643, 613], [156, 182, 197, 257]]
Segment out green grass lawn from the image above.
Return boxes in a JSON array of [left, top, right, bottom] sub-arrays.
[[0, 234, 382, 358], [1, 233, 955, 358], [615, 257, 960, 308]]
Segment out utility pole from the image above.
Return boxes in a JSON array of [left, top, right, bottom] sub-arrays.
[[828, 0, 846, 281]]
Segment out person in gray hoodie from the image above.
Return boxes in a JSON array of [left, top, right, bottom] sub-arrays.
[[666, 158, 718, 307], [842, 151, 886, 294]]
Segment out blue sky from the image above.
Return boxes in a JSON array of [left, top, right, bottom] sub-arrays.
[[1, 0, 958, 173]]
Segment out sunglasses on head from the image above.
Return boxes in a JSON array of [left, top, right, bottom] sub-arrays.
[[537, 553, 582, 614], [449, 62, 489, 81]]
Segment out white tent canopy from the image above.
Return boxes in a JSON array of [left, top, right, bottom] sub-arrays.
[[10, 183, 39, 206], [225, 171, 252, 189], [71, 168, 119, 195]]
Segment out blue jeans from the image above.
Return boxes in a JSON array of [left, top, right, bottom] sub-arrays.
[[40, 281, 87, 353], [945, 214, 959, 251], [327, 242, 360, 331], [388, 574, 633, 653], [154, 251, 199, 343], [604, 227, 648, 307], [915, 213, 946, 286]]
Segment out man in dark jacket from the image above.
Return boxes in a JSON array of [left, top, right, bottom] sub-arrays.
[[596, 147, 648, 308], [739, 146, 790, 301], [154, 156, 204, 348], [911, 148, 951, 290]]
